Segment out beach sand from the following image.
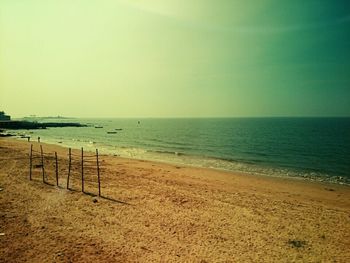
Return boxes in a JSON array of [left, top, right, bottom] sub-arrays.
[[1, 138, 350, 262]]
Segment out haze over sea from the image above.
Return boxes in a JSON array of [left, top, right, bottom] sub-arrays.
[[17, 117, 350, 185]]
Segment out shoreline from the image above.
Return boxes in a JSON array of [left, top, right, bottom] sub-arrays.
[[1, 137, 350, 261], [10, 135, 350, 186], [2, 136, 350, 209]]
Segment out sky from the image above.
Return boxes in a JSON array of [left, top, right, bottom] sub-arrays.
[[1, 0, 350, 118]]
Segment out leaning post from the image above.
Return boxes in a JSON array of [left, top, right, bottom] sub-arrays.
[[81, 147, 84, 193], [96, 149, 101, 197], [40, 145, 45, 183], [67, 148, 71, 189], [29, 144, 33, 180], [55, 152, 59, 186]]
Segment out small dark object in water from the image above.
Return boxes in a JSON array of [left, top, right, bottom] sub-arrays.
[[324, 188, 335, 192], [95, 126, 103, 128], [107, 131, 117, 134], [288, 239, 306, 248], [34, 164, 43, 168], [114, 128, 123, 131]]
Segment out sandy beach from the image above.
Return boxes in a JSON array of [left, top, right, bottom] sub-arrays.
[[0, 138, 350, 262]]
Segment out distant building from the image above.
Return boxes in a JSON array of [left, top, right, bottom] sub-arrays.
[[0, 111, 11, 121]]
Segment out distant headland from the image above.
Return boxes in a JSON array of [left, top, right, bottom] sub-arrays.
[[0, 111, 86, 130]]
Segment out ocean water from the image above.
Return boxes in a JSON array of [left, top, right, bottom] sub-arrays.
[[16, 118, 350, 184]]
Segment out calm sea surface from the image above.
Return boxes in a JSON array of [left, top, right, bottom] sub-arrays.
[[16, 118, 350, 184]]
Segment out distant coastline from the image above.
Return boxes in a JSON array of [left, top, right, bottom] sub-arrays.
[[21, 115, 76, 121], [0, 120, 87, 130]]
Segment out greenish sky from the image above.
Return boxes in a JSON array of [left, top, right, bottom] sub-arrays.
[[1, 0, 350, 118]]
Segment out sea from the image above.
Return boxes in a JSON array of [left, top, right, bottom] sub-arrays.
[[15, 117, 350, 185]]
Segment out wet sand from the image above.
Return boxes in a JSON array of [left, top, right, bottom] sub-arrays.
[[1, 138, 350, 262]]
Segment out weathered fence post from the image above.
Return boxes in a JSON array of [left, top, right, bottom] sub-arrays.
[[29, 144, 33, 180], [96, 149, 101, 197], [67, 148, 71, 189], [55, 152, 59, 186], [81, 147, 84, 193], [40, 145, 45, 183]]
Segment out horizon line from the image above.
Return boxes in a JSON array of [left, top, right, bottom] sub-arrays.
[[12, 115, 350, 119]]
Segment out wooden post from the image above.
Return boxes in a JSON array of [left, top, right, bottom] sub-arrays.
[[67, 148, 71, 189], [40, 145, 45, 183], [96, 149, 101, 197], [55, 152, 59, 186], [81, 147, 84, 193], [29, 144, 33, 180]]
